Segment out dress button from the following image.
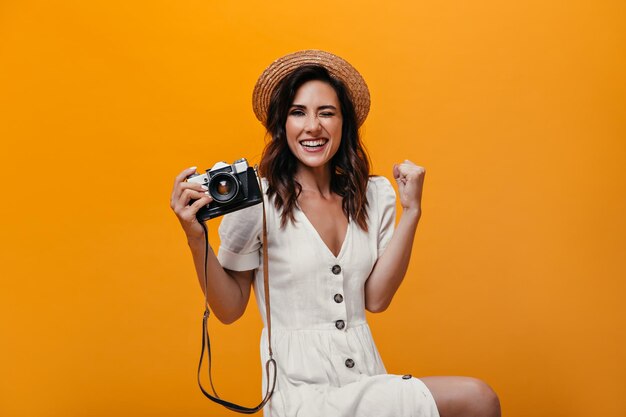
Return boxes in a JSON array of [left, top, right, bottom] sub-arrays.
[[345, 358, 355, 368], [331, 265, 342, 275], [335, 320, 345, 330], [334, 294, 344, 303]]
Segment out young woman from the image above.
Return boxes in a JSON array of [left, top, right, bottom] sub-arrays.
[[170, 50, 501, 417]]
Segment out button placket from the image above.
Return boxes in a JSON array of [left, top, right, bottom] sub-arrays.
[[330, 264, 346, 331]]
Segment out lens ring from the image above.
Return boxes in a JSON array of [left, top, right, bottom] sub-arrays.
[[208, 173, 240, 203]]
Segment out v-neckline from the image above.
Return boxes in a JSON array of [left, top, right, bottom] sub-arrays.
[[296, 207, 350, 260]]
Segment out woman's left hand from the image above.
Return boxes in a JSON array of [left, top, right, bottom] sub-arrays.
[[393, 160, 425, 216]]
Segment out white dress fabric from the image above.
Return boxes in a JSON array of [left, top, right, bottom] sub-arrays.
[[217, 176, 440, 417]]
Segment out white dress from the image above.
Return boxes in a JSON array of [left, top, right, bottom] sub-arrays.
[[217, 176, 440, 417]]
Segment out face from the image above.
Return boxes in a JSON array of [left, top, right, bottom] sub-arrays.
[[285, 80, 342, 171]]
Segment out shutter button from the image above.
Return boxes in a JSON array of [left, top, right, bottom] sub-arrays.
[[334, 294, 344, 303], [402, 374, 412, 379], [345, 358, 355, 368], [335, 320, 345, 330], [332, 265, 342, 275]]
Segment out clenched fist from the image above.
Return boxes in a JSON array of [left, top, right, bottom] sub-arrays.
[[392, 160, 425, 216]]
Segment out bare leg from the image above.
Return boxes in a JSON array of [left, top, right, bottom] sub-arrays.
[[419, 376, 501, 417]]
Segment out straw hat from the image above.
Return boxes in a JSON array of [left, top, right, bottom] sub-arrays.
[[252, 50, 371, 127]]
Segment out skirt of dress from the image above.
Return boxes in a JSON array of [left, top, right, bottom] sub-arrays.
[[259, 325, 440, 417]]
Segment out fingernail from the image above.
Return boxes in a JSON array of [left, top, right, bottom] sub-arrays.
[[204, 191, 210, 195], [201, 185, 209, 191], [189, 166, 197, 170]]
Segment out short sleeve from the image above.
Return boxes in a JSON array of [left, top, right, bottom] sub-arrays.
[[217, 203, 263, 271], [373, 176, 397, 256]]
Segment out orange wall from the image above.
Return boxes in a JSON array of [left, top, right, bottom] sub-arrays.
[[1, 1, 625, 416]]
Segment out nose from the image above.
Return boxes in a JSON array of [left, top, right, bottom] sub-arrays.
[[304, 115, 322, 134]]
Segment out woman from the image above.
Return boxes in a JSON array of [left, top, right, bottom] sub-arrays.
[[171, 50, 501, 417]]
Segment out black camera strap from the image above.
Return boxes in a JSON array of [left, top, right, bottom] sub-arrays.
[[197, 172, 276, 414]]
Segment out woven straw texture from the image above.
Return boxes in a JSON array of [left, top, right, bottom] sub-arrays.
[[252, 50, 371, 127]]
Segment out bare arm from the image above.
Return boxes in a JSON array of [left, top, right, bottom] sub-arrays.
[[186, 236, 254, 324], [364, 161, 425, 313], [171, 167, 254, 324]]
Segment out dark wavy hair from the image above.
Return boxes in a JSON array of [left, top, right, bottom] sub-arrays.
[[258, 65, 371, 231]]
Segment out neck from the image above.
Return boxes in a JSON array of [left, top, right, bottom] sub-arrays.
[[295, 164, 333, 197]]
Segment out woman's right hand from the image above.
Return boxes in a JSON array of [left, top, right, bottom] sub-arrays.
[[170, 167, 213, 240]]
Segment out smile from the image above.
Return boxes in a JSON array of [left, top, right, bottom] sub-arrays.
[[299, 138, 328, 148]]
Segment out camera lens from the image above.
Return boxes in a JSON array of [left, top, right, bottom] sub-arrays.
[[208, 173, 240, 203], [216, 180, 230, 195]]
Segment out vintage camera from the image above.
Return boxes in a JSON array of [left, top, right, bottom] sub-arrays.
[[187, 158, 263, 221]]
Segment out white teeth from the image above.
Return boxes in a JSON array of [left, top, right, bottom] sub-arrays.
[[300, 139, 327, 147]]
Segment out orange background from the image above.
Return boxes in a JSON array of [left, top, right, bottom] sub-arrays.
[[1, 1, 625, 416]]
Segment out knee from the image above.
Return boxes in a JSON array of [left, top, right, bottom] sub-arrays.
[[463, 378, 501, 417]]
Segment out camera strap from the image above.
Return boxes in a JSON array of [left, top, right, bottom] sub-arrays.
[[197, 173, 276, 414]]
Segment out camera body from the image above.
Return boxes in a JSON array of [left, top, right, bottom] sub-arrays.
[[187, 158, 262, 221]]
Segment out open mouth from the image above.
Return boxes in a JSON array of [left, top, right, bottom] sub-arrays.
[[299, 138, 328, 149]]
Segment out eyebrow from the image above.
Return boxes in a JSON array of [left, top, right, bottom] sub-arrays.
[[290, 104, 338, 111]]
